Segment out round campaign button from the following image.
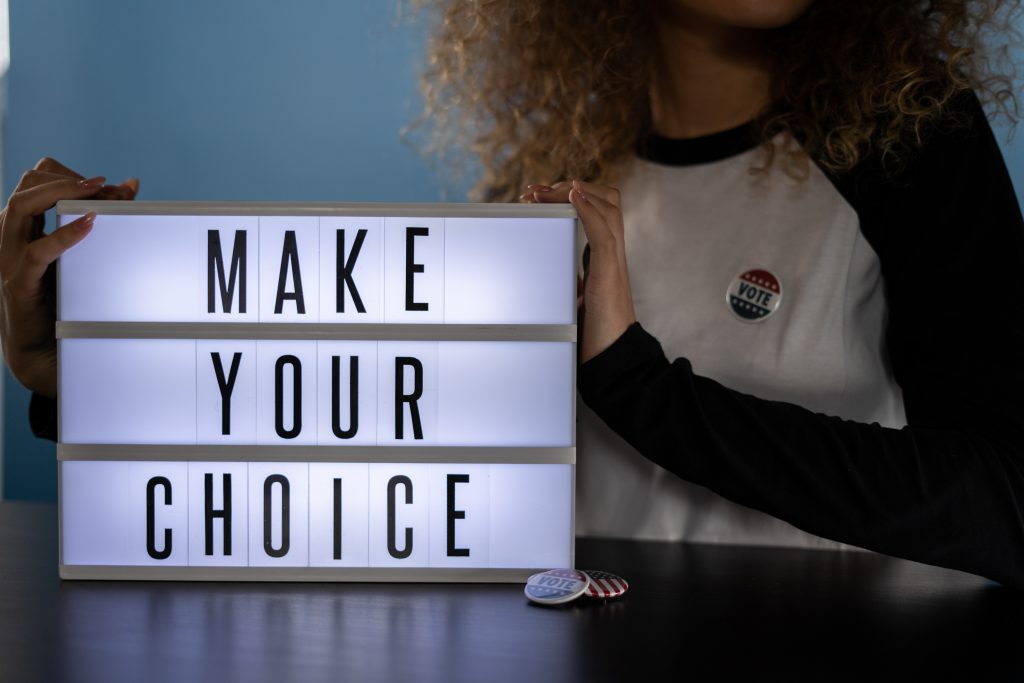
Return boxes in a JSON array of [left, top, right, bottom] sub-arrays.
[[726, 268, 783, 322], [582, 570, 629, 599], [524, 569, 590, 606]]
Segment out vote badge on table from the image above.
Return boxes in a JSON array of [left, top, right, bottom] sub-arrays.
[[55, 202, 577, 582], [524, 569, 629, 606]]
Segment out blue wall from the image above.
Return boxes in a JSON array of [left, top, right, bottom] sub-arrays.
[[2, 0, 448, 500], [4, 2, 1024, 501]]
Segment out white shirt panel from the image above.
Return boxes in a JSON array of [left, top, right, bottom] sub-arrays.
[[575, 147, 906, 549]]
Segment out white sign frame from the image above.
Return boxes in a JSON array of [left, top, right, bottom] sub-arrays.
[[55, 201, 578, 582]]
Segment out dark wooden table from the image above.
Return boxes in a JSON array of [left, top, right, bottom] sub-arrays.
[[2, 501, 1021, 682]]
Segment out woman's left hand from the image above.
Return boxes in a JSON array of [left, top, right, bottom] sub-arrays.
[[521, 179, 636, 363]]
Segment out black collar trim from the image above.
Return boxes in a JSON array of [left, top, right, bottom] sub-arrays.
[[636, 121, 759, 167]]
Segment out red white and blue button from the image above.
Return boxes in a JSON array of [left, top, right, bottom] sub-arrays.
[[524, 569, 590, 605], [582, 570, 629, 599], [727, 269, 782, 322]]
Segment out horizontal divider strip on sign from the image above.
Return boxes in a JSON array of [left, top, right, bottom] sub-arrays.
[[56, 200, 578, 219], [56, 322, 577, 342], [57, 444, 576, 464], [58, 565, 543, 582]]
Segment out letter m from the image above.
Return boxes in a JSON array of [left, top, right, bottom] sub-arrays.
[[208, 230, 247, 313]]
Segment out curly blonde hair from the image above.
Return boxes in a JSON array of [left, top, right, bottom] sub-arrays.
[[413, 0, 1019, 201]]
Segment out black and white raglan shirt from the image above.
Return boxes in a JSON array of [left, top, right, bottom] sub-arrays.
[[575, 91, 1024, 589]]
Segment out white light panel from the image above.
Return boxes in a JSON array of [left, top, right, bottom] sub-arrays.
[[58, 213, 576, 325], [318, 217, 384, 323], [201, 223, 260, 321], [197, 340, 257, 443], [443, 217, 575, 324], [60, 338, 197, 445], [258, 216, 319, 322], [61, 461, 573, 569], [383, 217, 445, 323], [315, 341, 379, 446], [60, 339, 574, 446]]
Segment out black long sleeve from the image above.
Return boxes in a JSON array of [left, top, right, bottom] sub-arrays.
[[29, 392, 58, 442], [578, 92, 1024, 590]]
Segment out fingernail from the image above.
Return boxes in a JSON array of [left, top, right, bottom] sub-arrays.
[[75, 213, 97, 231], [576, 180, 589, 202], [79, 176, 105, 187]]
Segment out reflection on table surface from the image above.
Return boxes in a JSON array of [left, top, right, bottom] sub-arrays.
[[57, 581, 588, 683], [3, 502, 1022, 683]]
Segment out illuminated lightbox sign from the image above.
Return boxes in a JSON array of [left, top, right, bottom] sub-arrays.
[[55, 202, 577, 582]]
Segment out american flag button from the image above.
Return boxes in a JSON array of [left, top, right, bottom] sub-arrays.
[[582, 570, 629, 599], [524, 569, 590, 606]]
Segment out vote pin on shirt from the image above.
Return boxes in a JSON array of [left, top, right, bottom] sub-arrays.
[[524, 569, 629, 606]]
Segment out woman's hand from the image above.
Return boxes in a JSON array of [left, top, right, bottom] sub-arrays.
[[521, 179, 636, 363], [0, 157, 139, 398]]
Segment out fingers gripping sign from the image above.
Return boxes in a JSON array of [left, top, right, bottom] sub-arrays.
[[520, 178, 636, 363], [0, 158, 139, 397]]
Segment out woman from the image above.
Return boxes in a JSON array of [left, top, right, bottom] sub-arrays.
[[416, 0, 1024, 587], [3, 0, 1023, 587]]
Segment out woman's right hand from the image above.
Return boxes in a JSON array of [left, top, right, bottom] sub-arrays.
[[521, 179, 637, 363], [0, 157, 138, 398]]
